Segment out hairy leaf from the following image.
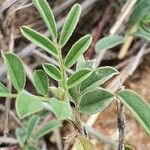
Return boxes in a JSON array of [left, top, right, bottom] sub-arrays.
[[43, 63, 61, 81], [79, 88, 114, 115], [0, 82, 10, 97], [118, 89, 150, 136], [35, 120, 61, 139], [80, 67, 118, 92], [59, 4, 81, 47], [21, 27, 58, 57], [67, 69, 92, 89], [76, 56, 96, 71], [75, 136, 95, 150], [3, 53, 26, 91], [33, 70, 49, 96], [16, 91, 43, 119], [49, 86, 64, 100], [64, 35, 92, 68], [95, 35, 124, 54], [49, 98, 72, 120], [16, 128, 27, 147], [27, 115, 40, 138], [69, 86, 80, 104], [32, 0, 57, 39]]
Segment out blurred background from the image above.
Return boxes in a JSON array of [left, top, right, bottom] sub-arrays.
[[0, 0, 150, 149]]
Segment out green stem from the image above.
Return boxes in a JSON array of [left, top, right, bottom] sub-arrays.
[[9, 94, 18, 98], [58, 47, 68, 101]]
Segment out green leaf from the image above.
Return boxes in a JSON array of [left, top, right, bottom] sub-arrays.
[[76, 56, 95, 71], [21, 27, 58, 57], [135, 25, 150, 41], [24, 145, 39, 150], [0, 82, 10, 97], [79, 88, 114, 115], [64, 35, 92, 68], [129, 0, 150, 26], [69, 86, 80, 104], [95, 35, 124, 54], [80, 67, 118, 93], [59, 4, 81, 47], [3, 53, 26, 91], [143, 15, 150, 24], [15, 128, 27, 147], [49, 86, 64, 100], [125, 145, 135, 150], [49, 98, 72, 120], [32, 0, 57, 39], [27, 115, 40, 138], [16, 91, 43, 119], [35, 120, 61, 140], [43, 63, 61, 81], [118, 89, 150, 136], [67, 69, 92, 89], [33, 70, 49, 96], [75, 136, 95, 150]]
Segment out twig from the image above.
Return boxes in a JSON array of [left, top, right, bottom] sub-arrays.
[[0, 136, 18, 144], [0, 0, 17, 15], [116, 101, 125, 150], [86, 43, 148, 149], [54, 128, 63, 150], [118, 25, 138, 59], [0, 104, 22, 127], [128, 43, 148, 75], [110, 0, 137, 35]]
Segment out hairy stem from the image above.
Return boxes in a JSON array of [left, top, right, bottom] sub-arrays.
[[57, 47, 68, 101]]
